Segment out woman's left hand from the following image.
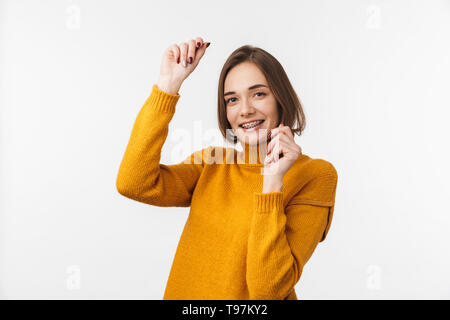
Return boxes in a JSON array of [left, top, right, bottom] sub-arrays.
[[263, 123, 302, 179]]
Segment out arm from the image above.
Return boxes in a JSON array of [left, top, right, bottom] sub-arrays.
[[116, 84, 206, 207], [246, 168, 338, 300]]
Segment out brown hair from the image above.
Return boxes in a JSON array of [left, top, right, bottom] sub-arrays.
[[217, 45, 306, 144]]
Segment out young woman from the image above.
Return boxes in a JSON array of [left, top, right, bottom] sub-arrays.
[[116, 37, 338, 300]]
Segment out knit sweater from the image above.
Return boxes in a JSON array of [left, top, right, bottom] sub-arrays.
[[116, 84, 338, 300]]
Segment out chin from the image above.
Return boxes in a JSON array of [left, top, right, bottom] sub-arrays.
[[237, 129, 269, 146]]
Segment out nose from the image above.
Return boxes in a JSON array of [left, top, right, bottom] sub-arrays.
[[239, 97, 255, 116]]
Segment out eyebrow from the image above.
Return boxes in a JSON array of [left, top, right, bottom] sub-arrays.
[[223, 84, 268, 97]]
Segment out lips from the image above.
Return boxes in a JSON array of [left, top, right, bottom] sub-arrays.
[[240, 120, 265, 131], [239, 119, 264, 128]]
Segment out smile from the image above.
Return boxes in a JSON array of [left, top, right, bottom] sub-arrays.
[[239, 120, 265, 131]]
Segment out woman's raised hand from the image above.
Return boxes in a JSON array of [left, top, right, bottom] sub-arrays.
[[157, 37, 211, 94]]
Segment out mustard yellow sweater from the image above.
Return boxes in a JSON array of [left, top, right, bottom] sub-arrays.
[[116, 84, 338, 300]]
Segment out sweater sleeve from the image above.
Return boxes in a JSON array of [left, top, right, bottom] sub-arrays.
[[116, 84, 206, 207], [246, 166, 338, 300]]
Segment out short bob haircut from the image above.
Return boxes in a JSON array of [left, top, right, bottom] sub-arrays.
[[217, 45, 306, 144]]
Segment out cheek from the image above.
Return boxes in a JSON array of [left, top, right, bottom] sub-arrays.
[[226, 110, 237, 127], [258, 101, 278, 119], [268, 99, 279, 119]]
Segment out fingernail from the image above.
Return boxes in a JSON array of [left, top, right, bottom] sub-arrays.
[[189, 57, 193, 64], [177, 57, 180, 64], [206, 42, 210, 48], [196, 42, 200, 48], [182, 60, 187, 67]]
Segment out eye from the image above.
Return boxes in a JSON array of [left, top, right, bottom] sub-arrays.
[[225, 97, 237, 104], [225, 92, 266, 105]]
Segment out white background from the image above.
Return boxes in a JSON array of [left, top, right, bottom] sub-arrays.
[[1, 0, 450, 299]]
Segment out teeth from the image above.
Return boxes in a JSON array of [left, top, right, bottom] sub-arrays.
[[241, 120, 264, 129]]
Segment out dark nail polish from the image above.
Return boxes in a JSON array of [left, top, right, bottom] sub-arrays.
[[189, 57, 193, 64], [196, 42, 200, 48], [177, 57, 180, 64], [206, 42, 210, 48]]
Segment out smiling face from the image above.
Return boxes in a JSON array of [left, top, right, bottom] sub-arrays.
[[225, 62, 279, 147]]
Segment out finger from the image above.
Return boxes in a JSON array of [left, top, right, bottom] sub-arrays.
[[195, 36, 204, 49], [192, 41, 209, 65], [169, 44, 180, 64], [179, 42, 188, 67], [279, 123, 294, 139], [280, 143, 298, 157], [268, 125, 295, 149], [269, 127, 284, 139], [187, 40, 196, 64], [267, 133, 279, 155], [267, 129, 288, 154], [267, 142, 283, 164], [267, 134, 286, 159], [267, 128, 278, 144], [275, 141, 302, 162]]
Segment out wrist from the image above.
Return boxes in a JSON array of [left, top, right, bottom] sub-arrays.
[[156, 77, 182, 95], [262, 178, 283, 193]]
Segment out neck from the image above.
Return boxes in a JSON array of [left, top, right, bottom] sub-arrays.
[[237, 140, 268, 165]]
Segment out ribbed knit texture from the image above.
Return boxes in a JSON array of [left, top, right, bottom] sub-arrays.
[[116, 84, 338, 300]]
